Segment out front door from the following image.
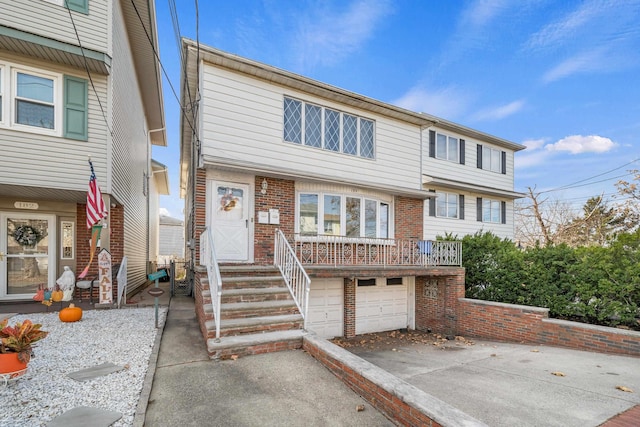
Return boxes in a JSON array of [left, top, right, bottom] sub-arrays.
[[0, 213, 56, 300], [212, 182, 250, 261]]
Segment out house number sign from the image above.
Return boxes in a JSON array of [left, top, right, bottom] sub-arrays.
[[14, 201, 39, 210]]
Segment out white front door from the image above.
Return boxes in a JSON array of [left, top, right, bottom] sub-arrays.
[[211, 182, 250, 261], [0, 213, 56, 300], [356, 278, 408, 334]]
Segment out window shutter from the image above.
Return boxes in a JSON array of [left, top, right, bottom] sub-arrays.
[[64, 75, 88, 141], [477, 144, 483, 169], [460, 139, 465, 164], [428, 198, 435, 217], [65, 0, 89, 14], [501, 201, 507, 224], [477, 198, 483, 222], [429, 130, 435, 158], [501, 151, 507, 174], [459, 195, 465, 220]]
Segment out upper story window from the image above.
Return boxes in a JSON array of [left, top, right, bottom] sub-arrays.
[[477, 198, 506, 224], [428, 192, 465, 220], [428, 130, 465, 164], [477, 144, 506, 174], [16, 72, 55, 129], [41, 0, 89, 14], [283, 97, 375, 159], [0, 61, 88, 140], [298, 192, 390, 239]]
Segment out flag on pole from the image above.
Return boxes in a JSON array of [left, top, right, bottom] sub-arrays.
[[78, 225, 102, 279], [86, 160, 107, 229]]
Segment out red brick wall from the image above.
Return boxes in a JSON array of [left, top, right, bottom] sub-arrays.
[[414, 269, 465, 335], [394, 196, 423, 240], [75, 204, 124, 301], [254, 176, 295, 264], [457, 298, 640, 357], [194, 168, 207, 266], [344, 278, 356, 338]]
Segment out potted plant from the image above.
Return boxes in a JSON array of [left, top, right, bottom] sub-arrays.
[[0, 319, 48, 376]]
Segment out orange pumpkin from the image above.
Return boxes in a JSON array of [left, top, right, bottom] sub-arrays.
[[51, 289, 64, 302], [59, 304, 83, 322]]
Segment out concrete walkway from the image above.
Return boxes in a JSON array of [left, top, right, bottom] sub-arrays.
[[142, 296, 393, 427]]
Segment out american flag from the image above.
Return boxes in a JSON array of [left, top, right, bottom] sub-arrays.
[[86, 160, 107, 228]]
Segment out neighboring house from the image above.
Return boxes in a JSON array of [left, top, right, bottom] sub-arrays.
[[0, 0, 165, 302], [149, 160, 170, 270], [179, 39, 524, 357], [158, 214, 185, 265]]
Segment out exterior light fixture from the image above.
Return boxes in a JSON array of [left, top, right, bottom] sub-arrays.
[[261, 178, 268, 195]]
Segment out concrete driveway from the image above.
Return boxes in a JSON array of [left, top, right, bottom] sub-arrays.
[[343, 334, 640, 427]]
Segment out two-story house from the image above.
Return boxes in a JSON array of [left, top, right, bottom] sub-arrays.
[[0, 0, 165, 303], [179, 39, 524, 358]]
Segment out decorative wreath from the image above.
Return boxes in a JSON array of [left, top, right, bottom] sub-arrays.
[[13, 225, 43, 247], [219, 191, 239, 212]]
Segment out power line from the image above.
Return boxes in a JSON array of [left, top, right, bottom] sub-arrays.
[[539, 157, 640, 194]]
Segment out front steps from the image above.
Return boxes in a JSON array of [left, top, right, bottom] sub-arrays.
[[201, 266, 305, 359]]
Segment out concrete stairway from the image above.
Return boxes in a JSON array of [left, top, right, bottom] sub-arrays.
[[202, 265, 304, 359]]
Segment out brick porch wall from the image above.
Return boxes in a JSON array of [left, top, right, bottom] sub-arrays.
[[394, 196, 423, 240]]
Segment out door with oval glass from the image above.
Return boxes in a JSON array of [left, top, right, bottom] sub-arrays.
[[211, 182, 250, 261], [0, 213, 56, 300]]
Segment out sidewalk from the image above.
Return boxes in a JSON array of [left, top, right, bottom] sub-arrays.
[[141, 295, 393, 427]]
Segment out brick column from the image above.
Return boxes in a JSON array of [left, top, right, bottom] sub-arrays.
[[344, 278, 356, 338], [254, 177, 295, 264]]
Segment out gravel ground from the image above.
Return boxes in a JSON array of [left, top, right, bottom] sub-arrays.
[[0, 307, 167, 427]]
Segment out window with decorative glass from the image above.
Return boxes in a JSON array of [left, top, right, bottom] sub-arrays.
[[298, 192, 390, 238], [283, 96, 375, 159]]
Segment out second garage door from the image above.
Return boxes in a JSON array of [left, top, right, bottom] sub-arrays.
[[307, 278, 343, 339], [356, 278, 408, 335]]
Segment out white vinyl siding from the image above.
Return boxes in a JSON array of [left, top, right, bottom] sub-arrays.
[[423, 126, 515, 193], [2, 0, 108, 53], [199, 64, 423, 192], [424, 189, 514, 240], [110, 0, 150, 293]]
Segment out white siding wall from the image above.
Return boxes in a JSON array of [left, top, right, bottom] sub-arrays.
[[422, 126, 515, 192], [110, 0, 149, 292], [200, 64, 423, 192], [159, 225, 185, 258], [423, 189, 515, 241], [2, 0, 109, 53], [0, 54, 109, 190]]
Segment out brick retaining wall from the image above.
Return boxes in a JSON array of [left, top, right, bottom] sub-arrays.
[[456, 298, 640, 357]]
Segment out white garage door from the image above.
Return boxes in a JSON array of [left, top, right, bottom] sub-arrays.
[[356, 279, 408, 335], [307, 278, 343, 339]]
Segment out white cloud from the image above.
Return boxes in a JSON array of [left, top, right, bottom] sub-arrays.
[[392, 85, 470, 119], [460, 0, 510, 28], [521, 138, 547, 151], [545, 135, 617, 154], [471, 99, 525, 121], [542, 48, 608, 83], [526, 1, 602, 50], [294, 0, 393, 69], [159, 207, 171, 217]]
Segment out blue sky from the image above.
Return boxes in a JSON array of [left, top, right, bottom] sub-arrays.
[[152, 0, 640, 219]]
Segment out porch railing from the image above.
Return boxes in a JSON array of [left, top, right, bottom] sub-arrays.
[[274, 229, 311, 330], [200, 227, 223, 341], [292, 235, 462, 267]]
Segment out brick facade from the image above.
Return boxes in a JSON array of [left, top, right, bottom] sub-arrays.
[[343, 278, 356, 338], [394, 196, 423, 240], [75, 204, 124, 301], [193, 168, 207, 266], [253, 176, 295, 264]]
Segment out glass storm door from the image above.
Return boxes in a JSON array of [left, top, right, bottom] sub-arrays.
[[212, 182, 250, 261], [0, 213, 56, 300]]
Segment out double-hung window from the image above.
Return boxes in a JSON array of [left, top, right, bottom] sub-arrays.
[[477, 144, 506, 174], [428, 130, 465, 164], [298, 192, 390, 238], [283, 96, 375, 159], [429, 192, 465, 220], [0, 62, 88, 140], [477, 198, 506, 224]]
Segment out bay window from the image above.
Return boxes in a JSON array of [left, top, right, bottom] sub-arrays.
[[298, 192, 391, 239]]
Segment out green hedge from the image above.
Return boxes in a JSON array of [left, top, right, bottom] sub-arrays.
[[460, 231, 640, 329]]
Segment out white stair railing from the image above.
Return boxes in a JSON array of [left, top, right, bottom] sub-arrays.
[[274, 229, 311, 330], [200, 227, 223, 341]]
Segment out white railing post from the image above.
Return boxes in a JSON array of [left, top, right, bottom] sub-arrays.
[[200, 227, 223, 342], [274, 229, 311, 330]]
